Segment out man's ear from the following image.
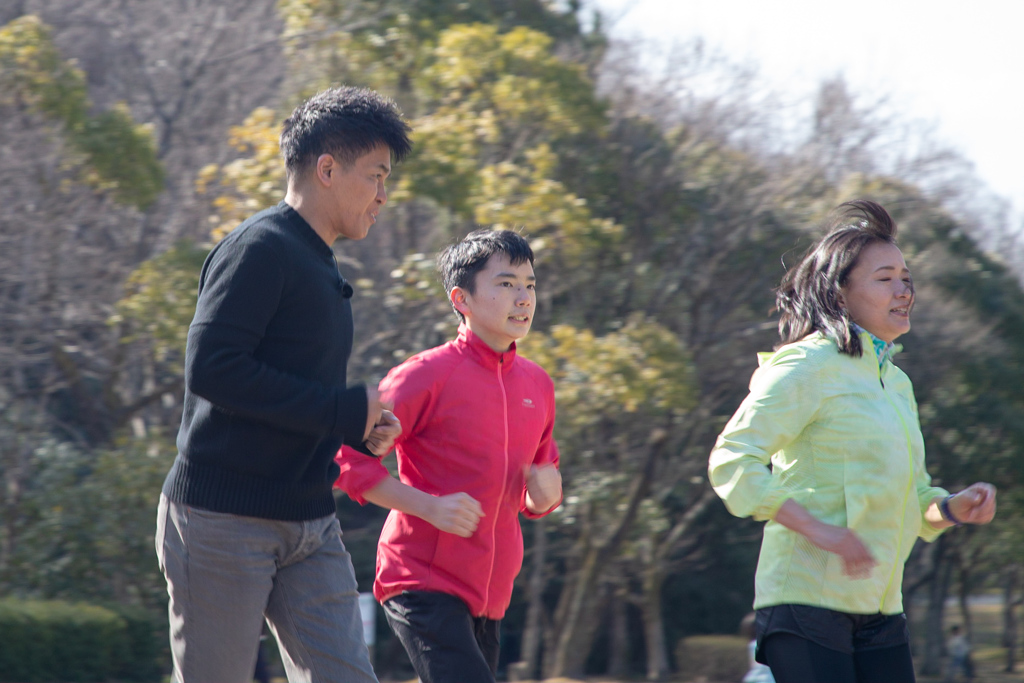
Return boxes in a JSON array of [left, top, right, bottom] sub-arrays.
[[314, 153, 335, 186], [450, 287, 470, 317]]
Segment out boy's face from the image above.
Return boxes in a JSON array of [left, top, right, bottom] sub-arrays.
[[452, 253, 536, 353]]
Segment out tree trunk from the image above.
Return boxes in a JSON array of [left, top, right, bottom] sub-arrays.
[[511, 517, 547, 681], [607, 581, 630, 679], [641, 564, 669, 681], [1004, 565, 1019, 673], [542, 545, 609, 678], [0, 426, 34, 584], [542, 431, 666, 678], [920, 535, 952, 677], [901, 542, 933, 631], [957, 562, 973, 644]]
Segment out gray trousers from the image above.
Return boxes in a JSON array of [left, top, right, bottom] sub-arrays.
[[155, 494, 377, 683]]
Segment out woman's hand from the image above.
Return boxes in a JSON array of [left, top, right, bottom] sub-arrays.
[[806, 524, 878, 579], [948, 483, 997, 525], [925, 483, 997, 529], [773, 499, 877, 579]]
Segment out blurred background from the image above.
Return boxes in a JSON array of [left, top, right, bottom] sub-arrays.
[[1, 1, 1022, 681]]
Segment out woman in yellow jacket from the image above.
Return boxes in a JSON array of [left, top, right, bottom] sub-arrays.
[[709, 200, 996, 683]]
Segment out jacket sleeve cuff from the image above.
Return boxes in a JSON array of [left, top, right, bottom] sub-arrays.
[[919, 487, 951, 543], [335, 384, 368, 447], [520, 486, 563, 519], [351, 440, 380, 457], [751, 482, 816, 522], [752, 486, 794, 522], [334, 445, 390, 505]]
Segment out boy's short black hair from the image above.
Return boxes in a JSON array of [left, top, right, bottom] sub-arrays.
[[280, 86, 412, 178], [437, 229, 535, 322]]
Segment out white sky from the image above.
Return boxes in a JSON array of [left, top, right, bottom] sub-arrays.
[[588, 0, 1024, 223]]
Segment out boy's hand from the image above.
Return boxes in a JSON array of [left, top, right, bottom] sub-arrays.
[[525, 464, 562, 514], [425, 493, 484, 538], [365, 409, 401, 456]]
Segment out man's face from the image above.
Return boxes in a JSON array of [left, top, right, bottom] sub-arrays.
[[327, 144, 391, 241], [453, 254, 536, 353]]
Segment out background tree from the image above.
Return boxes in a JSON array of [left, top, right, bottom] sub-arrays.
[[0, 15, 164, 584]]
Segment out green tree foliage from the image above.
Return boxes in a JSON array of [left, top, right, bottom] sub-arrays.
[[402, 22, 604, 208], [112, 243, 208, 364], [196, 107, 286, 242], [473, 144, 621, 260], [520, 317, 694, 432], [6, 434, 175, 610], [0, 15, 164, 209]]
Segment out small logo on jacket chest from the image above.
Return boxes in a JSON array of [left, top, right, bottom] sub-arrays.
[[522, 398, 535, 408]]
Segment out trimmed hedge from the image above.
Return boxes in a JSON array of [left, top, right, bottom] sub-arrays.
[[674, 634, 750, 682], [0, 599, 162, 682]]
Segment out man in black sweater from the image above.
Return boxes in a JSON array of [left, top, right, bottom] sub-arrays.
[[155, 87, 410, 683]]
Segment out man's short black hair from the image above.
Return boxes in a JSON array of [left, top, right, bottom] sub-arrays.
[[280, 86, 412, 178], [437, 229, 535, 322]]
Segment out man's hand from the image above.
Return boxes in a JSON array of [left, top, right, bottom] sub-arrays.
[[424, 493, 484, 538], [363, 386, 384, 441], [525, 463, 562, 515], [365, 409, 401, 456]]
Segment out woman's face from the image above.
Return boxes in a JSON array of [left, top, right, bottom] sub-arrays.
[[839, 241, 914, 343]]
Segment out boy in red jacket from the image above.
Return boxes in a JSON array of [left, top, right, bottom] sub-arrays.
[[335, 229, 562, 683]]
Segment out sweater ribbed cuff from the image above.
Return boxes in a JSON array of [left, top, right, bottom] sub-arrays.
[[336, 384, 368, 447]]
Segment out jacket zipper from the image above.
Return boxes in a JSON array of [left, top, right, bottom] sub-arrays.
[[876, 356, 915, 613], [481, 354, 510, 615]]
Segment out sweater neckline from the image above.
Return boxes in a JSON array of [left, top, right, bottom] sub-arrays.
[[278, 201, 335, 259], [277, 201, 353, 298]]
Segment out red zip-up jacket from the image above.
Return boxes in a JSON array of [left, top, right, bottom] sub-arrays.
[[335, 325, 560, 619]]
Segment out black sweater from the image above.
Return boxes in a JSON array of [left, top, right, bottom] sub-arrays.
[[162, 202, 368, 520]]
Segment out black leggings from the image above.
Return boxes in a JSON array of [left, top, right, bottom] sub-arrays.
[[763, 632, 916, 683]]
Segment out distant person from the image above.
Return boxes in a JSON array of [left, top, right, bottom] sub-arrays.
[[740, 613, 775, 683], [155, 86, 411, 683], [335, 229, 562, 683], [945, 625, 974, 682], [708, 200, 997, 683]]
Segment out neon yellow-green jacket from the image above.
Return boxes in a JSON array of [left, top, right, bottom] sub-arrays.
[[708, 332, 948, 614]]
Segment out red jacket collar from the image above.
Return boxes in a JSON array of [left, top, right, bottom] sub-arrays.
[[457, 324, 517, 371]]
